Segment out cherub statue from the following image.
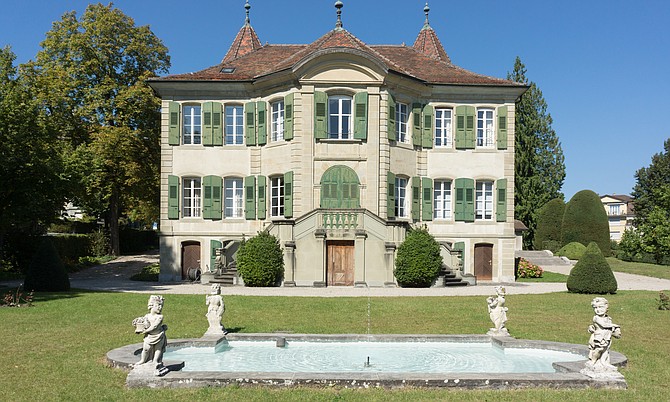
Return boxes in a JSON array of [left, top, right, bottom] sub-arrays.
[[205, 284, 227, 336], [132, 295, 168, 375], [486, 286, 509, 336], [581, 297, 622, 376]]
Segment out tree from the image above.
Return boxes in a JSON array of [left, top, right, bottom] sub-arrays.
[[236, 232, 284, 287], [394, 226, 443, 287], [26, 3, 169, 255], [561, 190, 611, 256], [508, 57, 565, 249], [23, 237, 71, 292], [566, 242, 617, 294], [533, 197, 565, 251], [0, 46, 66, 269]]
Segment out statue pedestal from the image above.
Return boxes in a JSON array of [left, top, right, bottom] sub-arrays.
[[132, 362, 169, 377], [580, 361, 624, 380], [487, 328, 510, 337]]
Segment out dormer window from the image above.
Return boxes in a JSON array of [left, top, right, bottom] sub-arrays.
[[221, 67, 236, 74]]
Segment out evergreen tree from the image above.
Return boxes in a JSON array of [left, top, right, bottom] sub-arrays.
[[23, 237, 71, 292], [566, 242, 617, 294], [508, 57, 565, 249], [533, 197, 565, 252], [394, 227, 443, 287], [561, 190, 611, 255]]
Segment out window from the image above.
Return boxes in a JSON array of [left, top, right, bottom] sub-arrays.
[[395, 177, 408, 217], [395, 102, 409, 143], [434, 180, 452, 219], [476, 181, 493, 220], [270, 176, 284, 217], [183, 105, 202, 145], [477, 108, 494, 148], [225, 105, 243, 145], [435, 108, 452, 147], [328, 95, 352, 139], [608, 204, 622, 216], [182, 177, 201, 218], [224, 178, 243, 218], [271, 101, 284, 141]]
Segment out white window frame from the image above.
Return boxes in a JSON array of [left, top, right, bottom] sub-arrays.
[[224, 177, 243, 218], [608, 204, 622, 216], [477, 108, 494, 148], [433, 180, 452, 220], [328, 95, 352, 139], [396, 102, 409, 143], [182, 177, 201, 218], [182, 105, 202, 145], [395, 177, 408, 218], [271, 101, 284, 142], [270, 176, 285, 217], [225, 105, 244, 145], [475, 180, 494, 220], [435, 108, 453, 148]]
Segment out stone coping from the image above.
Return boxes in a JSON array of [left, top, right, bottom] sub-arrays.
[[106, 334, 627, 390]]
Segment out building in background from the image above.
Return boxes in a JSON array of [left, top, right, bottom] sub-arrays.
[[600, 194, 635, 242]]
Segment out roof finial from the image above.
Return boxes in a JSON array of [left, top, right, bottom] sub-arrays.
[[245, 0, 251, 26], [335, 1, 344, 30], [423, 2, 431, 29]]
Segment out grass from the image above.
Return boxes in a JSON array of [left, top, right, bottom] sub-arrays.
[[516, 271, 568, 283], [607, 257, 670, 280], [1, 290, 670, 401]]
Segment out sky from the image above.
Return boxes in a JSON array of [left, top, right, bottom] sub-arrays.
[[1, 0, 669, 200]]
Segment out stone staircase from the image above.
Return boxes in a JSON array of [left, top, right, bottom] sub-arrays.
[[208, 263, 239, 286], [440, 265, 469, 287], [515, 250, 573, 274]]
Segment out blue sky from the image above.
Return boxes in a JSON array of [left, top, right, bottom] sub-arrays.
[[2, 1, 669, 200]]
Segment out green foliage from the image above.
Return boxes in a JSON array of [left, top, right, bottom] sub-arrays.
[[49, 234, 91, 267], [617, 228, 644, 261], [130, 263, 159, 282], [394, 227, 442, 287], [658, 291, 670, 311], [236, 232, 284, 287], [89, 228, 109, 257], [1, 285, 33, 307], [516, 258, 543, 278], [557, 242, 587, 260], [23, 237, 71, 292], [566, 242, 617, 294], [119, 228, 157, 254], [508, 57, 565, 249], [637, 206, 670, 264], [561, 190, 611, 255], [533, 198, 565, 251]]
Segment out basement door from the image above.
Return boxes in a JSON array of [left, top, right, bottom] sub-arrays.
[[327, 241, 355, 286], [474, 243, 493, 281], [181, 241, 201, 280]]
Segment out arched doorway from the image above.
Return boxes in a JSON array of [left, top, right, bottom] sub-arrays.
[[320, 165, 360, 209], [181, 241, 201, 280], [474, 243, 493, 281]]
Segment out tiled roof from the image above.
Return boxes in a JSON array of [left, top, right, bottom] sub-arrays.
[[413, 26, 451, 64], [222, 24, 262, 63]]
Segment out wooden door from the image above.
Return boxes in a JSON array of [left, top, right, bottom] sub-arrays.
[[327, 241, 355, 286], [474, 243, 493, 280], [181, 242, 201, 280]]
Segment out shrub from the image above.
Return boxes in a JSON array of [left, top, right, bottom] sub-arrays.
[[516, 258, 543, 278], [394, 227, 443, 287], [658, 291, 670, 311], [617, 228, 643, 262], [557, 242, 587, 260], [23, 237, 71, 292], [119, 228, 158, 254], [561, 190, 611, 256], [566, 242, 617, 294], [89, 229, 110, 257], [1, 285, 33, 307], [236, 232, 284, 287], [533, 198, 565, 251], [49, 234, 91, 267]]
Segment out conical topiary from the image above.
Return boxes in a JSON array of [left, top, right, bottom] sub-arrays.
[[566, 242, 617, 294], [561, 190, 611, 256], [23, 237, 71, 292]]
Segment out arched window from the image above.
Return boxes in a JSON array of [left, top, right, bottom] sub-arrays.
[[320, 165, 360, 209]]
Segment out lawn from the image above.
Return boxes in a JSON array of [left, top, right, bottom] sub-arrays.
[[607, 257, 670, 280], [1, 290, 669, 401]]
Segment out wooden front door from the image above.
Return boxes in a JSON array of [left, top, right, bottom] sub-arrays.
[[327, 241, 355, 286], [474, 243, 493, 280], [181, 242, 201, 280]]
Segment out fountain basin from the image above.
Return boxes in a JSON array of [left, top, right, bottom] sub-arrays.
[[107, 334, 627, 389]]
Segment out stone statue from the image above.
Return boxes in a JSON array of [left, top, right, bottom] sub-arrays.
[[205, 284, 227, 336], [486, 286, 509, 336], [581, 297, 623, 378], [132, 295, 168, 376]]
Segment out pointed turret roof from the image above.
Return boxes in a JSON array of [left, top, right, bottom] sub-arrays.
[[412, 3, 451, 64], [222, 1, 262, 63]]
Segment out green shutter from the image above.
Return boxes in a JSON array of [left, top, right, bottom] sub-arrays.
[[464, 178, 475, 222], [465, 106, 476, 149], [202, 102, 213, 146], [497, 105, 508, 150], [284, 93, 294, 140], [422, 104, 434, 148], [284, 171, 293, 218], [210, 240, 222, 272], [202, 175, 212, 219], [354, 91, 368, 140], [256, 101, 267, 145], [411, 176, 421, 220], [210, 175, 222, 220], [387, 172, 396, 218], [496, 178, 507, 222], [387, 94, 396, 141], [455, 106, 466, 149], [412, 103, 422, 146], [257, 175, 266, 220], [212, 102, 223, 146], [168, 102, 180, 145], [314, 91, 327, 139], [455, 106, 475, 149], [245, 102, 256, 146], [244, 175, 256, 220], [422, 177, 433, 221], [454, 178, 465, 221], [168, 175, 179, 219]]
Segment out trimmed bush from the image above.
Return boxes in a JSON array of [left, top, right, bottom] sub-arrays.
[[394, 227, 443, 287], [236, 232, 284, 287], [566, 242, 617, 294], [119, 228, 158, 254], [49, 234, 91, 267], [533, 198, 565, 251], [561, 190, 611, 256], [23, 237, 71, 292], [558, 242, 587, 260]]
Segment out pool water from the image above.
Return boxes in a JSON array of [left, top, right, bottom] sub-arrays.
[[164, 340, 584, 373]]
